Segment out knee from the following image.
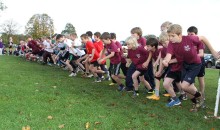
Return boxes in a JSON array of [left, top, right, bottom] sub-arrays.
[[132, 74, 137, 80], [163, 82, 170, 89]]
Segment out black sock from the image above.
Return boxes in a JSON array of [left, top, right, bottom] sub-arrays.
[[194, 91, 201, 98], [191, 98, 197, 104], [148, 89, 153, 92]]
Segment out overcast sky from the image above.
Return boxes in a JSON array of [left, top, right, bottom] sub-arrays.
[[0, 0, 220, 50]]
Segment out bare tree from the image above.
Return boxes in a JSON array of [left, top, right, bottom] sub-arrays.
[[0, 19, 20, 36], [0, 0, 7, 11]]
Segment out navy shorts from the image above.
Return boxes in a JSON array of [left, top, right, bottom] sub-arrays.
[[197, 58, 205, 77], [110, 63, 121, 76], [182, 62, 202, 84], [166, 71, 182, 83]]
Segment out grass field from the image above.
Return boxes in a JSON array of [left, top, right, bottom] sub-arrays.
[[0, 55, 220, 130]]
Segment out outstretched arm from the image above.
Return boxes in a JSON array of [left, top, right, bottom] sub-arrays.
[[199, 36, 219, 59]]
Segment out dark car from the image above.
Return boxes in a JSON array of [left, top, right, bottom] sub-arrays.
[[204, 54, 216, 68], [215, 59, 220, 69]]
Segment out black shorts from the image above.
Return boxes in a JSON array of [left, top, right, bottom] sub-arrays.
[[68, 54, 80, 61], [90, 61, 100, 67], [110, 63, 121, 75], [9, 45, 12, 48], [182, 62, 201, 84], [155, 67, 170, 80], [136, 69, 148, 76], [166, 71, 182, 83], [197, 58, 205, 77]]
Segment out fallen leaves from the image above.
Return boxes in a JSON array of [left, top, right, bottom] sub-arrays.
[[22, 126, 30, 130], [58, 124, 65, 129], [85, 121, 102, 129], [47, 115, 53, 120], [85, 122, 90, 129], [95, 122, 101, 125]]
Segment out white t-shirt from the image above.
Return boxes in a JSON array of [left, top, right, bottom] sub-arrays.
[[73, 38, 82, 47], [75, 48, 85, 56], [43, 40, 53, 53], [64, 39, 73, 48], [69, 47, 77, 55]]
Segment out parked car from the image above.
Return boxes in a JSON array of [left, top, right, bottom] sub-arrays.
[[215, 59, 220, 69], [204, 54, 215, 68]]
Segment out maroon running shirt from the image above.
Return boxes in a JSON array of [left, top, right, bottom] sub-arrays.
[[128, 46, 149, 70]]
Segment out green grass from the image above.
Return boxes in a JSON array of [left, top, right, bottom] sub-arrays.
[[0, 56, 220, 130]]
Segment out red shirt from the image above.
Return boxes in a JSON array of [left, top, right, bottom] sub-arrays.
[[137, 37, 146, 47], [86, 41, 99, 62], [94, 40, 106, 64], [128, 46, 149, 70], [167, 36, 203, 64], [94, 40, 103, 54], [105, 41, 121, 64]]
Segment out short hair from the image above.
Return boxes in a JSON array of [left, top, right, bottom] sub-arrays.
[[100, 32, 111, 40], [86, 31, 93, 38], [187, 26, 198, 35], [52, 33, 57, 39], [56, 34, 64, 40], [47, 37, 51, 40], [70, 32, 77, 37], [159, 32, 169, 43], [125, 36, 139, 49], [161, 21, 172, 28], [146, 38, 158, 49], [167, 24, 182, 35], [110, 33, 116, 39], [80, 34, 89, 39], [131, 27, 143, 36], [94, 32, 101, 38], [26, 35, 32, 38]]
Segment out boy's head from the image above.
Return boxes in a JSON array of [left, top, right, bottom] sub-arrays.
[[80, 34, 89, 44], [159, 32, 169, 47], [100, 32, 111, 44], [86, 31, 93, 38], [27, 35, 33, 42], [146, 38, 158, 51], [187, 26, 198, 36], [125, 36, 139, 50], [131, 27, 142, 39], [46, 37, 51, 43], [110, 33, 116, 40], [94, 32, 101, 41], [160, 21, 172, 32], [167, 24, 182, 43], [56, 34, 64, 43], [70, 33, 78, 41]]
